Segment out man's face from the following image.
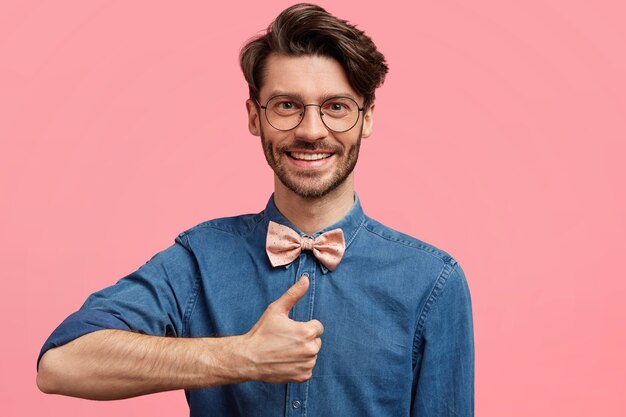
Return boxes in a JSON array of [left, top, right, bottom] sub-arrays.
[[246, 54, 374, 199]]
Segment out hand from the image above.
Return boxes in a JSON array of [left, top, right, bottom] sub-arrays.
[[241, 275, 324, 384]]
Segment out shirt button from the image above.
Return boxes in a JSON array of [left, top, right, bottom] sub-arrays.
[[301, 272, 309, 278], [292, 400, 301, 409]]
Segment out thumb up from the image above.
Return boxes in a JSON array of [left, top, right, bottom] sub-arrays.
[[241, 276, 324, 384], [272, 274, 312, 315]]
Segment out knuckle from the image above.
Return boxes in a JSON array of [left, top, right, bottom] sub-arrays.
[[304, 327, 317, 339], [306, 320, 323, 337], [296, 325, 310, 338], [295, 371, 312, 383], [312, 320, 324, 334], [306, 342, 320, 356]]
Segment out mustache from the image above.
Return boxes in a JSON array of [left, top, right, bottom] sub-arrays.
[[277, 140, 342, 153]]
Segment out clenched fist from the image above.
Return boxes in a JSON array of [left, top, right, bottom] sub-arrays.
[[241, 275, 324, 384]]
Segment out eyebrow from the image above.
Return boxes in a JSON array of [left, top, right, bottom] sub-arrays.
[[266, 90, 359, 102]]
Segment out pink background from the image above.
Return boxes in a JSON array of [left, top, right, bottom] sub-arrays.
[[1, 1, 625, 416]]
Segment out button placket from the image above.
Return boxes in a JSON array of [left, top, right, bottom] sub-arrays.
[[285, 252, 316, 416]]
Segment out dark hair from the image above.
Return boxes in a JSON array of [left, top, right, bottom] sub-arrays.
[[239, 3, 388, 109]]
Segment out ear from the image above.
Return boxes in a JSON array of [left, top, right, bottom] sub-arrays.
[[246, 99, 261, 136], [361, 103, 375, 138]]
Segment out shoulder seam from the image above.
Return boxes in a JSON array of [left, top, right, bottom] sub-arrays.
[[411, 260, 459, 367], [178, 213, 264, 239], [362, 220, 455, 263], [177, 233, 202, 337]]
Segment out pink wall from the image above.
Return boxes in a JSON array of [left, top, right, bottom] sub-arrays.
[[1, 1, 625, 416]]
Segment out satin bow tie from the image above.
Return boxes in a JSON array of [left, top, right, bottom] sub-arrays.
[[266, 221, 346, 271]]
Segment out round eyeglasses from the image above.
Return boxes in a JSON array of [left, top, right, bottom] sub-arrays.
[[257, 95, 364, 133]]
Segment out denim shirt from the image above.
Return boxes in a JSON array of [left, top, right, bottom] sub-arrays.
[[39, 194, 474, 416]]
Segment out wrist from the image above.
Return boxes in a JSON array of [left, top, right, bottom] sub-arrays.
[[198, 335, 257, 386], [227, 334, 260, 383]]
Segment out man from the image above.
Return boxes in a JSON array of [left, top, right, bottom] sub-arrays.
[[37, 3, 474, 416]]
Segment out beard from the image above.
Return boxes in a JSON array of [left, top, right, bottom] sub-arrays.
[[260, 129, 361, 200]]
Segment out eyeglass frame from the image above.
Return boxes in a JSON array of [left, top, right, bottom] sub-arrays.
[[255, 94, 365, 133]]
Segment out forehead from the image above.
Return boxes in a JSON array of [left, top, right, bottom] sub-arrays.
[[260, 53, 361, 101]]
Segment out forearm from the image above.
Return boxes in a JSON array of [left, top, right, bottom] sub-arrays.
[[36, 329, 251, 400]]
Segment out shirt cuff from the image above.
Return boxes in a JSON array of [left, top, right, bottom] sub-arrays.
[[37, 309, 132, 370]]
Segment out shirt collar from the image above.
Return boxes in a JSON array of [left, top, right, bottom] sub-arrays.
[[262, 193, 366, 274]]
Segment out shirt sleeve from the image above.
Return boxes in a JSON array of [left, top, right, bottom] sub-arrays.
[[37, 235, 199, 369], [411, 261, 475, 417]]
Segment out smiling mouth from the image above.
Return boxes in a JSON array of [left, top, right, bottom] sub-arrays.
[[287, 152, 333, 161]]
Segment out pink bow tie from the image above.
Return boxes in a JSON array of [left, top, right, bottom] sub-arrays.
[[266, 221, 346, 271]]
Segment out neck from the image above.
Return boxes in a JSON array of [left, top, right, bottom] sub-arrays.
[[273, 176, 355, 235]]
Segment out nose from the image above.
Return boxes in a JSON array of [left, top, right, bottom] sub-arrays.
[[294, 104, 328, 141]]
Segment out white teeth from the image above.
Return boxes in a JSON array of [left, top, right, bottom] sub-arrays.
[[290, 152, 331, 161]]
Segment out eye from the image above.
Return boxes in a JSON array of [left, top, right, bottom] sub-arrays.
[[268, 96, 303, 115], [322, 98, 354, 117], [278, 101, 295, 110]]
